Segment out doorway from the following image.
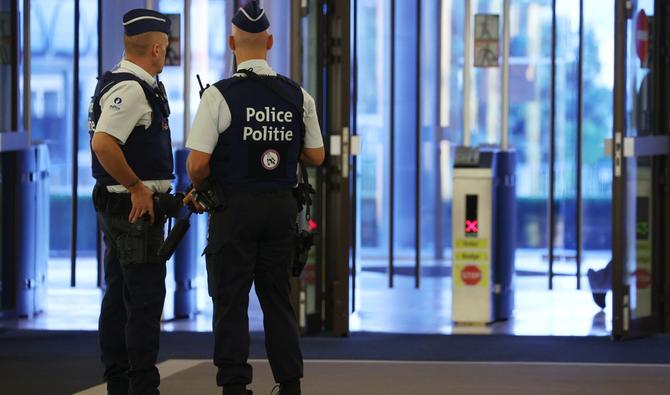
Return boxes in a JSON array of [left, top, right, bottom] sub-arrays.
[[348, 0, 617, 335], [610, 0, 669, 339]]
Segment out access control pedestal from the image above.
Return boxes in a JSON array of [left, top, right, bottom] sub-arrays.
[[1, 145, 49, 317], [452, 147, 515, 324]]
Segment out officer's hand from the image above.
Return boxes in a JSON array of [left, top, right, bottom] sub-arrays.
[[183, 189, 205, 213], [129, 183, 155, 224]]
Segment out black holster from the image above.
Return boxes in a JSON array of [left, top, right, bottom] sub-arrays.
[[193, 179, 226, 212], [92, 184, 132, 216]]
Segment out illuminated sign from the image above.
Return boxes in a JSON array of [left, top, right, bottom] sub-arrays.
[[465, 194, 478, 237], [465, 219, 479, 233]]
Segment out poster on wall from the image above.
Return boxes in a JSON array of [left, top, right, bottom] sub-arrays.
[[0, 12, 11, 64], [474, 14, 499, 68], [165, 14, 181, 66]]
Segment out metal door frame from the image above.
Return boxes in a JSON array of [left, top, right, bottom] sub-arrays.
[[323, 0, 352, 337], [612, 0, 666, 339]]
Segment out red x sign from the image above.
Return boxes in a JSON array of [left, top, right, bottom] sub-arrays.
[[465, 220, 479, 233]]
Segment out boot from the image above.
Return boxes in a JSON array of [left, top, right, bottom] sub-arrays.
[[276, 380, 301, 395], [222, 383, 252, 395]]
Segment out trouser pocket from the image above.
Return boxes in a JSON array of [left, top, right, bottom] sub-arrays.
[[112, 216, 164, 266]]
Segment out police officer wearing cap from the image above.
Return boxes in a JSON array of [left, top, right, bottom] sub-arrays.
[[185, 2, 324, 394], [89, 8, 173, 395]]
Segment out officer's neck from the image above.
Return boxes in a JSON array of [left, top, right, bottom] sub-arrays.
[[125, 55, 159, 77], [235, 51, 268, 68]]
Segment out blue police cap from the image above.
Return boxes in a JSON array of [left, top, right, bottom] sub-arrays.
[[232, 1, 270, 33], [123, 9, 171, 36]]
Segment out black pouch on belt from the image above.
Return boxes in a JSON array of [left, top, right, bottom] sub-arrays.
[[119, 216, 152, 265]]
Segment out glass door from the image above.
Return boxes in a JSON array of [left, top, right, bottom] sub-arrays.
[[611, 0, 665, 338]]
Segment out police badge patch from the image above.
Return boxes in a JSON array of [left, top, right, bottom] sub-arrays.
[[110, 97, 123, 111], [261, 149, 280, 170]]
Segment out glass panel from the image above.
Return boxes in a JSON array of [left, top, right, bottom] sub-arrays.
[[189, 0, 229, 123], [470, 0, 502, 147], [440, 1, 467, 263], [392, 0, 418, 262], [582, 0, 613, 275], [506, 1, 552, 276], [76, 0, 99, 288], [301, 0, 319, 98], [31, 0, 74, 287], [157, 1, 185, 145], [624, 0, 655, 319], [419, 0, 446, 264], [263, 0, 291, 76], [353, 0, 391, 319], [355, 0, 391, 262], [552, 0, 579, 283], [189, 0, 230, 317], [0, 0, 15, 131], [300, 0, 321, 319]]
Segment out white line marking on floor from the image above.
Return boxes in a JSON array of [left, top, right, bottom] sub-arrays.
[[73, 359, 205, 394], [236, 359, 670, 369], [74, 358, 670, 393]]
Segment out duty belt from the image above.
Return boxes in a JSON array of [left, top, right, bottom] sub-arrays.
[[92, 184, 133, 216], [93, 183, 185, 219]]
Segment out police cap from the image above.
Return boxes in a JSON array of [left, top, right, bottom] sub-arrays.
[[123, 9, 171, 36], [232, 1, 270, 33]]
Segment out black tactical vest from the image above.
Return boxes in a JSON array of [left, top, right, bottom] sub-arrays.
[[210, 73, 303, 189], [89, 71, 174, 186]]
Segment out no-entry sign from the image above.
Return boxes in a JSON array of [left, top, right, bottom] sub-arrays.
[[461, 265, 482, 286], [636, 10, 649, 64]]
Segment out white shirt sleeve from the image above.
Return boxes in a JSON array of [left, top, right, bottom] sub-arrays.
[[186, 87, 232, 154], [302, 89, 324, 149], [95, 81, 152, 144]]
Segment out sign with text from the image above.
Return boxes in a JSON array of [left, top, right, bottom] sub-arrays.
[[474, 14, 499, 68], [453, 238, 490, 288]]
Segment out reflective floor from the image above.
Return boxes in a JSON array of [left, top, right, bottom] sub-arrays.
[[0, 251, 612, 336]]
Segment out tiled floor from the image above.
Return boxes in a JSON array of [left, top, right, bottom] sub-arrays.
[[0, 251, 612, 336]]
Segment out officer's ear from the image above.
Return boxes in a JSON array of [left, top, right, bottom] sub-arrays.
[[152, 42, 162, 58], [267, 34, 273, 51], [228, 36, 236, 52]]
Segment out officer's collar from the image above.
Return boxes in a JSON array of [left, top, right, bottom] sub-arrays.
[[235, 59, 276, 76], [118, 59, 158, 87]]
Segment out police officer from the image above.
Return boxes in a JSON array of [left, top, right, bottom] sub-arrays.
[[89, 9, 173, 395], [184, 2, 324, 394]]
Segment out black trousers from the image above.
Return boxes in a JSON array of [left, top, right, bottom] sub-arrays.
[[204, 188, 303, 386], [97, 211, 167, 395]]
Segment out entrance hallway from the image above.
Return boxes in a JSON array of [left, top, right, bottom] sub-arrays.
[[0, 253, 611, 336]]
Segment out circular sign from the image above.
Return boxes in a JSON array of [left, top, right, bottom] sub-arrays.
[[261, 149, 280, 170], [634, 268, 651, 290], [636, 10, 649, 63], [461, 265, 482, 286], [302, 263, 316, 285]]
